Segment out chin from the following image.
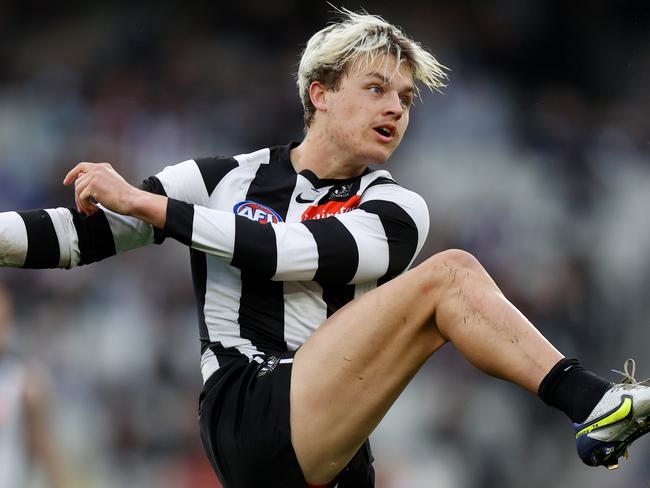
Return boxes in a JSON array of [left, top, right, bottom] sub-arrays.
[[368, 146, 394, 164], [355, 151, 387, 166], [348, 139, 395, 166]]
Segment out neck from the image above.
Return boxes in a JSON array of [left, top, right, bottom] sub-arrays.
[[290, 129, 367, 180]]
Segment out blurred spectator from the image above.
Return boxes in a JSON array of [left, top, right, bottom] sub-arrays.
[[0, 284, 64, 488]]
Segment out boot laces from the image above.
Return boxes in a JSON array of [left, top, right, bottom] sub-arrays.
[[611, 359, 650, 386]]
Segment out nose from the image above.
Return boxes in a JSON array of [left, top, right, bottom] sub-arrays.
[[383, 91, 403, 120]]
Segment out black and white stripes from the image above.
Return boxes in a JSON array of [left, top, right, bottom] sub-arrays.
[[0, 174, 174, 269], [20, 209, 61, 268], [160, 143, 429, 379], [0, 142, 429, 383]]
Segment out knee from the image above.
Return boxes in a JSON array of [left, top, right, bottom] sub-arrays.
[[416, 248, 487, 293], [417, 249, 493, 334], [431, 249, 483, 272]]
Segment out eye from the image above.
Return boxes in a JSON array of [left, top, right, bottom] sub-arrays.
[[400, 96, 413, 108], [369, 85, 383, 95]]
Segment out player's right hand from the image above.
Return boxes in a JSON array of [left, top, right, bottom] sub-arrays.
[[63, 162, 139, 217]]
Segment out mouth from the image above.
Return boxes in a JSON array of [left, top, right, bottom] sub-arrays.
[[372, 124, 396, 142]]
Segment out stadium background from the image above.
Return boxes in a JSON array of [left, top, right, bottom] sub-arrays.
[[1, 1, 650, 486]]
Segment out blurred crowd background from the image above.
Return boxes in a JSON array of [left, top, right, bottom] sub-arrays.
[[1, 1, 650, 487]]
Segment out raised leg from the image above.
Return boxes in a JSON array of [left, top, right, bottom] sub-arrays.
[[290, 249, 563, 484]]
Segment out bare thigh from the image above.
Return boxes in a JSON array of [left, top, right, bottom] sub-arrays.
[[290, 259, 447, 485], [290, 249, 562, 484]]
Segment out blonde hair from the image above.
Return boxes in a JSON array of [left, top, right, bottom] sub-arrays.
[[297, 7, 448, 128]]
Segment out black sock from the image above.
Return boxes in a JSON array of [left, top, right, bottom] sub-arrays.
[[538, 358, 612, 423]]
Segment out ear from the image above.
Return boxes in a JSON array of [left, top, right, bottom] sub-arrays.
[[308, 81, 328, 113]]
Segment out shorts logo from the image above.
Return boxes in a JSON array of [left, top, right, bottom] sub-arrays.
[[257, 356, 279, 377], [233, 201, 283, 224]]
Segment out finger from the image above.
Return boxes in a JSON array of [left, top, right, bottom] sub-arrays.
[[73, 173, 90, 213], [79, 184, 97, 216], [63, 164, 84, 186], [67, 170, 87, 212], [78, 186, 98, 216], [63, 162, 98, 185], [75, 176, 96, 215]]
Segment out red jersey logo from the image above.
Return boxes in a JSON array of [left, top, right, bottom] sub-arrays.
[[301, 195, 361, 221]]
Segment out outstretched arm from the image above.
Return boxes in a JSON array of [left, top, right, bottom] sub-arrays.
[[67, 162, 430, 285], [1, 155, 234, 270], [0, 166, 166, 269], [0, 205, 157, 269]]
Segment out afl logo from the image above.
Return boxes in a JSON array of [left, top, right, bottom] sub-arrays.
[[233, 201, 283, 224]]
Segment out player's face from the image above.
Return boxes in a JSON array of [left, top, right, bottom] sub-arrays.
[[322, 54, 414, 165]]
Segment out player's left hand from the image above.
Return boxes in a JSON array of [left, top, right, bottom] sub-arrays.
[[63, 162, 140, 217]]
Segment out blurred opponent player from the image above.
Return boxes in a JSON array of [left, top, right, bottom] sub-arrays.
[[0, 284, 63, 488], [1, 8, 650, 488]]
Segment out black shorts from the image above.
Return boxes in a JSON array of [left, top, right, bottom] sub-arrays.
[[198, 351, 375, 488]]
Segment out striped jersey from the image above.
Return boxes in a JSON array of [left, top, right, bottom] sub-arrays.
[[0, 142, 429, 382]]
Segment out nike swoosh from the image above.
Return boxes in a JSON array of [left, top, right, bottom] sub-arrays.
[[295, 193, 316, 204], [575, 396, 633, 438]]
